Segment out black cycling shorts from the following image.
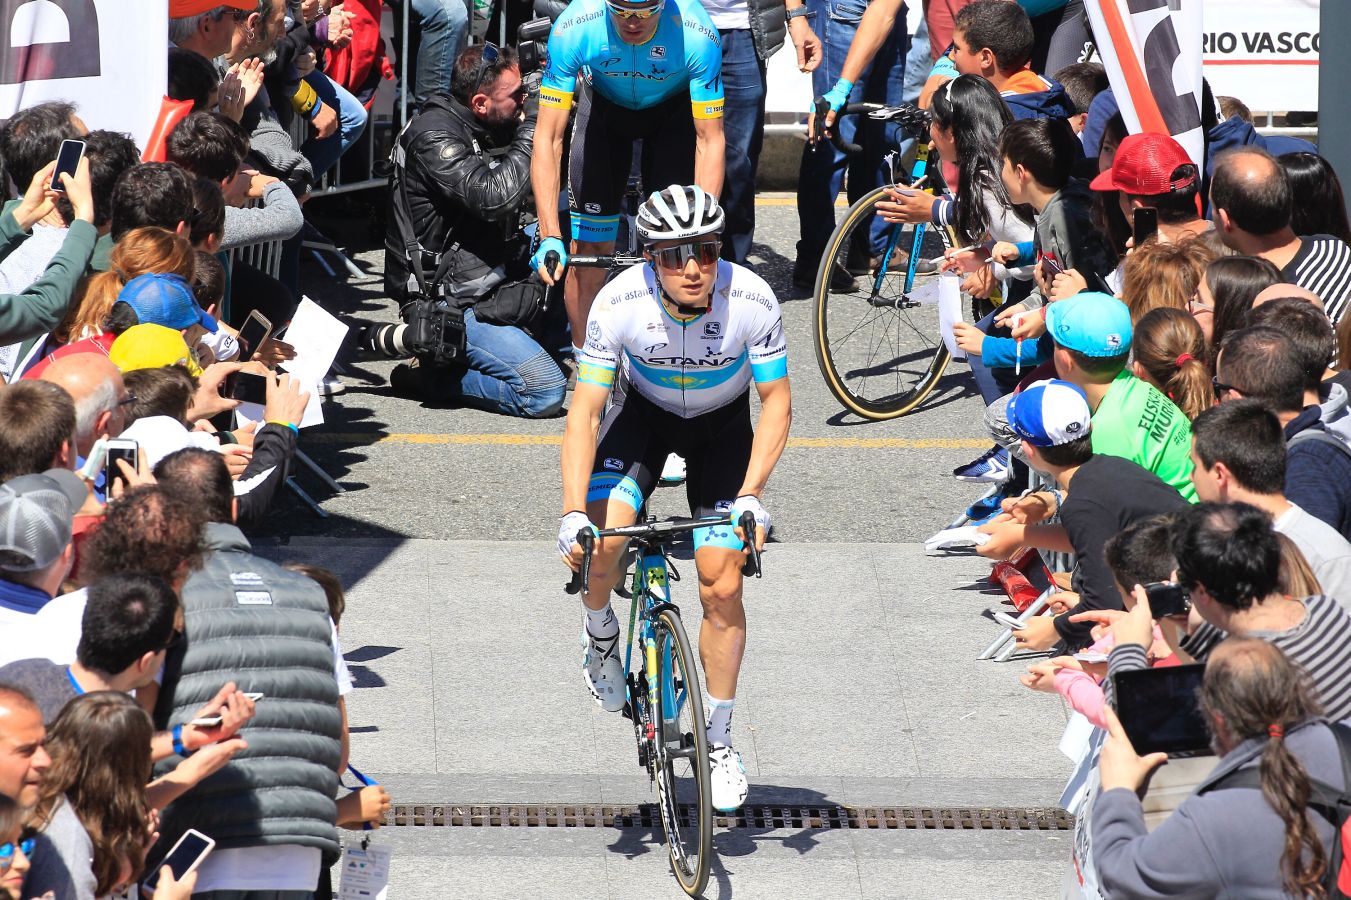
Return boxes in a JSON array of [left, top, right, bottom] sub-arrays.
[[587, 381, 751, 551], [567, 84, 696, 244]]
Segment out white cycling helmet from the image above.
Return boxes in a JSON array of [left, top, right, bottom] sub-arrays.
[[635, 185, 725, 244]]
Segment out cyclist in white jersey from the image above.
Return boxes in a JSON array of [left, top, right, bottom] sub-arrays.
[[558, 185, 792, 812]]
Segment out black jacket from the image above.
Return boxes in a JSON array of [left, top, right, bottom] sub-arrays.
[[384, 92, 538, 307]]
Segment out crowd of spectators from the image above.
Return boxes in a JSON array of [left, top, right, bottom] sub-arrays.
[[869, 2, 1351, 894], [0, 0, 1348, 894], [0, 1, 422, 895]]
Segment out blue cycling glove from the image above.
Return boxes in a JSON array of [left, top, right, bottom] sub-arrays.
[[820, 78, 853, 113], [532, 236, 569, 278]]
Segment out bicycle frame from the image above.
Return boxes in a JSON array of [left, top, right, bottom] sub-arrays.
[[625, 546, 688, 750], [873, 141, 934, 300]]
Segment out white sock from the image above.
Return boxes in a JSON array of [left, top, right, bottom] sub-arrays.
[[705, 695, 735, 748], [585, 605, 618, 640]]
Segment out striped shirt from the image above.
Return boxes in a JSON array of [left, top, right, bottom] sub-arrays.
[[1107, 594, 1351, 721], [1282, 235, 1351, 324]]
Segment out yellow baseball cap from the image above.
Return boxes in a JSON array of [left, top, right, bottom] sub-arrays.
[[108, 324, 204, 377]]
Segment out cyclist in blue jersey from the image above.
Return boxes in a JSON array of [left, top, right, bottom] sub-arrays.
[[529, 0, 726, 360], [558, 186, 791, 812]]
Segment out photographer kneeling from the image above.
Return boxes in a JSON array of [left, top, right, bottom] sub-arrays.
[[372, 44, 567, 418]]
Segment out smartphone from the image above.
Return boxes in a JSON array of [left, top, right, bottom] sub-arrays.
[[51, 139, 85, 193], [1144, 581, 1191, 618], [992, 610, 1028, 630], [1039, 254, 1063, 278], [1112, 664, 1212, 757], [104, 438, 138, 486], [1133, 206, 1159, 247], [243, 692, 264, 701], [142, 828, 215, 892], [236, 310, 272, 360], [189, 715, 223, 727], [1073, 651, 1109, 664], [227, 371, 269, 404]]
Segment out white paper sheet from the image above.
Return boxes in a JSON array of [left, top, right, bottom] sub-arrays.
[[937, 274, 965, 361]]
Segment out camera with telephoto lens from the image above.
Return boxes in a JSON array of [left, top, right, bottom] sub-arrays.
[[517, 18, 551, 76]]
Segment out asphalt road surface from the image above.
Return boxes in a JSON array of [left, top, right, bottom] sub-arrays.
[[266, 193, 1074, 898]]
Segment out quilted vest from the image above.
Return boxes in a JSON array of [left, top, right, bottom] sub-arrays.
[[153, 523, 342, 865]]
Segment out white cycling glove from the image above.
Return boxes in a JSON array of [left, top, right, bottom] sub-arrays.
[[558, 511, 595, 559], [730, 495, 770, 538]]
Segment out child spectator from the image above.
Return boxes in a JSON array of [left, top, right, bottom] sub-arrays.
[[978, 379, 1188, 651], [1129, 307, 1211, 421], [1051, 61, 1108, 135]]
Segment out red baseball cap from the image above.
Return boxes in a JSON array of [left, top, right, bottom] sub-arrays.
[[1089, 132, 1197, 195], [170, 0, 254, 17]]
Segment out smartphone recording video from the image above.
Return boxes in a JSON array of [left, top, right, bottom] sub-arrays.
[[236, 310, 272, 360], [227, 371, 269, 405], [51, 139, 85, 193], [1144, 581, 1191, 619], [104, 438, 138, 487], [1133, 206, 1159, 247]]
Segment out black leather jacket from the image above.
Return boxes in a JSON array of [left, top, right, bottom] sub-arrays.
[[385, 92, 538, 307]]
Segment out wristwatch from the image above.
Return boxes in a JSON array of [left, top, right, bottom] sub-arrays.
[[786, 5, 812, 22]]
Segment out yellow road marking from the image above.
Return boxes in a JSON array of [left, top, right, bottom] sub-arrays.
[[307, 432, 989, 450]]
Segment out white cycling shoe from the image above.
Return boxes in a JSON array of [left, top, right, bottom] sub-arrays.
[[581, 628, 626, 713], [708, 745, 748, 812]]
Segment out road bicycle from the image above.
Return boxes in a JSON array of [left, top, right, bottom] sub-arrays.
[[566, 511, 762, 897], [810, 102, 974, 421]]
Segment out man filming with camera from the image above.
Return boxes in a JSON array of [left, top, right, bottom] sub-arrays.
[[378, 44, 568, 419]]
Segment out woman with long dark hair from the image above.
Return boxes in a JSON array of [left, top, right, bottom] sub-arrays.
[[1281, 152, 1351, 246], [23, 692, 155, 899], [1095, 638, 1345, 898], [1199, 254, 1281, 356]]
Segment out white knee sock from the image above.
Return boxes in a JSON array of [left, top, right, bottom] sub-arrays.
[[705, 695, 735, 748], [584, 604, 618, 639]]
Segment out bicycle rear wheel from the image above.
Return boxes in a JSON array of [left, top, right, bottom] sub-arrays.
[[652, 607, 712, 897], [813, 185, 954, 420]]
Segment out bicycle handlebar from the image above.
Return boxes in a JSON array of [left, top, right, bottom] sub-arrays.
[[569, 254, 644, 269], [564, 511, 762, 595], [812, 101, 933, 156]]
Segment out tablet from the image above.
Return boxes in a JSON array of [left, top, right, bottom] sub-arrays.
[[1112, 664, 1213, 757]]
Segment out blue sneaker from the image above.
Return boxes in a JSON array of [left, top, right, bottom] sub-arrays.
[[964, 489, 1008, 524], [953, 446, 1010, 483]]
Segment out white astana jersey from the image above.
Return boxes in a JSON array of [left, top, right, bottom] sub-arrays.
[[577, 260, 788, 417]]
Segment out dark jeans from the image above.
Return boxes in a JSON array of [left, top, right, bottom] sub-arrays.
[[796, 0, 908, 266], [718, 28, 767, 265], [967, 280, 1034, 406]]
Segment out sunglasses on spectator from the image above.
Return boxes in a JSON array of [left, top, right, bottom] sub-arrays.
[[0, 835, 35, 871], [606, 0, 663, 18], [651, 240, 721, 270], [117, 392, 138, 408], [1212, 376, 1242, 396], [472, 43, 501, 96]]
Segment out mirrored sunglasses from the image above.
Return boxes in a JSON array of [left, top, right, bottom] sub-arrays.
[[652, 240, 721, 269], [606, 0, 663, 18]]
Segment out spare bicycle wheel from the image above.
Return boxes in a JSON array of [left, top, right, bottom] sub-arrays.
[[812, 185, 954, 420]]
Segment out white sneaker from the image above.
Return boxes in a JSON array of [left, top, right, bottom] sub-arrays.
[[580, 627, 625, 712], [660, 453, 686, 485], [708, 745, 748, 812]]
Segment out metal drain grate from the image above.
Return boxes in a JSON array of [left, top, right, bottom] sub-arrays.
[[386, 804, 1074, 831]]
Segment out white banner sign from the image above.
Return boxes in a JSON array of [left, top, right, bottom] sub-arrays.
[[1201, 0, 1318, 113], [0, 0, 167, 153]]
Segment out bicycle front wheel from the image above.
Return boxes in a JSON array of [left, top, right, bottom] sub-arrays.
[[813, 185, 954, 420], [652, 607, 712, 897]]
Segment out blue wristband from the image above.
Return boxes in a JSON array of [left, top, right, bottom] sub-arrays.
[[172, 723, 193, 757]]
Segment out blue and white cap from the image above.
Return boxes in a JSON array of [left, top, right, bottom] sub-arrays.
[[1007, 379, 1092, 448]]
